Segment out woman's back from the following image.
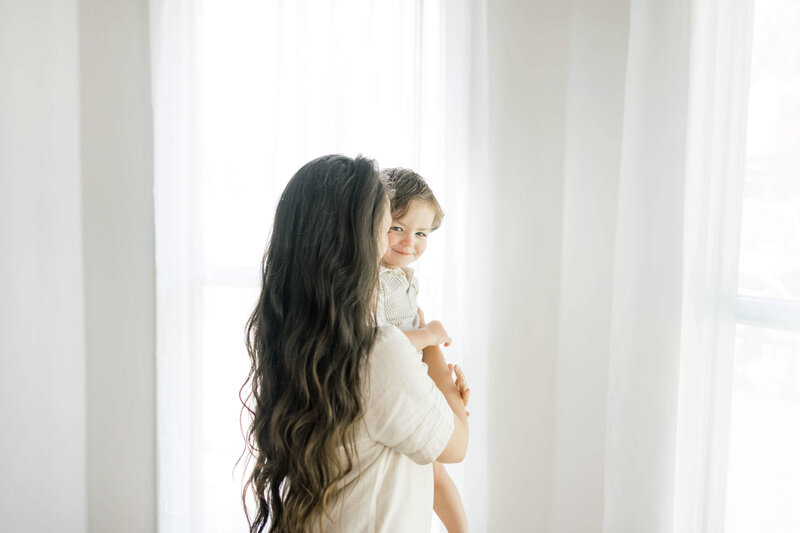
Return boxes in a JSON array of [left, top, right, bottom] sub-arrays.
[[322, 326, 453, 532], [243, 155, 388, 532]]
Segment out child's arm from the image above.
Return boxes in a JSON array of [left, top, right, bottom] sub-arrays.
[[433, 462, 469, 532], [403, 320, 451, 351], [404, 307, 451, 351]]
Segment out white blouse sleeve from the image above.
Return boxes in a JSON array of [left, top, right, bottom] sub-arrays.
[[363, 326, 454, 465]]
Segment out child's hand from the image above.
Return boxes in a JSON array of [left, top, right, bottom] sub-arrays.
[[424, 320, 452, 347], [417, 308, 426, 327], [449, 363, 470, 416]]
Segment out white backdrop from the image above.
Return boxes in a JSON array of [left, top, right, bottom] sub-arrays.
[[0, 2, 86, 531], [3, 0, 794, 531], [1, 1, 156, 532], [150, 0, 765, 532]]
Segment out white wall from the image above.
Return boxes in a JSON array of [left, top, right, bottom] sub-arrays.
[[0, 1, 156, 531], [79, 0, 156, 531], [0, 1, 87, 531]]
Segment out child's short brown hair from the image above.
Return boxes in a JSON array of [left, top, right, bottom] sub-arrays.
[[381, 168, 444, 230]]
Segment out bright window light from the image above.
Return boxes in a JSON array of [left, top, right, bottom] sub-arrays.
[[726, 0, 800, 531]]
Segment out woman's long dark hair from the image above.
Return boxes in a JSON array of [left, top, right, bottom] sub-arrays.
[[242, 154, 387, 532]]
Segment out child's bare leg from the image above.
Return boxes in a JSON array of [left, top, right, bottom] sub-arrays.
[[433, 461, 468, 533]]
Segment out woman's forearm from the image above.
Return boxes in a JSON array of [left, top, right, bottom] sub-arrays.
[[423, 344, 469, 461]]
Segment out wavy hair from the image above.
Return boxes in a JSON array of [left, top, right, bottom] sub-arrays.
[[242, 154, 387, 532]]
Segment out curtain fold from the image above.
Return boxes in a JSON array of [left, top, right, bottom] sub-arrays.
[[150, 1, 203, 531], [674, 0, 752, 530], [602, 0, 752, 530], [546, 0, 751, 530], [602, 0, 692, 530], [551, 0, 629, 530]]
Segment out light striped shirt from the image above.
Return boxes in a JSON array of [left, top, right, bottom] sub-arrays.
[[377, 266, 420, 332]]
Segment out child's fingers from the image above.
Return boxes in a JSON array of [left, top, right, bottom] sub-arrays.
[[462, 388, 470, 406]]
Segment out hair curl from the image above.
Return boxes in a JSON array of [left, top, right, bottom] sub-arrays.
[[242, 154, 387, 532]]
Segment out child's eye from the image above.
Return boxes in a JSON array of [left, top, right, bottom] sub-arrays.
[[390, 226, 403, 232], [415, 232, 427, 238]]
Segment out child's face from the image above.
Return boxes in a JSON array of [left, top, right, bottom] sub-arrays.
[[381, 200, 435, 268]]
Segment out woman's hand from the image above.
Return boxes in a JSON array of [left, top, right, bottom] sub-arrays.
[[423, 344, 469, 463], [448, 364, 470, 416]]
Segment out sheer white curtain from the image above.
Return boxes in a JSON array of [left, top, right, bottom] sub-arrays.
[[485, 0, 753, 531], [600, 0, 751, 530], [150, 1, 483, 531], [151, 0, 755, 531]]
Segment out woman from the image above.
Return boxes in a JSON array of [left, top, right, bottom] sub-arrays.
[[242, 154, 469, 532]]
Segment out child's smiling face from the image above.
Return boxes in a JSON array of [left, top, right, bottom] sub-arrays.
[[381, 200, 436, 268]]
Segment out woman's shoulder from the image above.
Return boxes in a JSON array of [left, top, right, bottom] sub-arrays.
[[374, 325, 414, 354], [369, 326, 418, 370]]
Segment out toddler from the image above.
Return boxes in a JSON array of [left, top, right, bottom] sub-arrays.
[[378, 168, 469, 533]]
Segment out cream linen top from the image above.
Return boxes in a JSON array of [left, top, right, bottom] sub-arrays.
[[322, 326, 454, 532], [376, 266, 420, 331]]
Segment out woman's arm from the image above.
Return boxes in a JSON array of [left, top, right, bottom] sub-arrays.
[[423, 343, 469, 463], [363, 327, 460, 465]]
